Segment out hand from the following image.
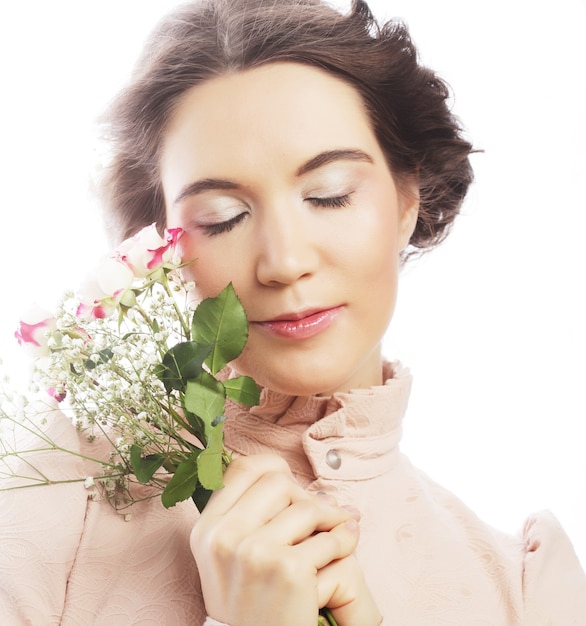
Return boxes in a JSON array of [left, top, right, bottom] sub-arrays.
[[190, 454, 365, 626], [318, 553, 382, 625], [312, 492, 382, 625]]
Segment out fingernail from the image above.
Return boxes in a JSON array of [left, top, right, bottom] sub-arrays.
[[342, 504, 361, 519], [315, 491, 336, 504], [345, 518, 359, 532]]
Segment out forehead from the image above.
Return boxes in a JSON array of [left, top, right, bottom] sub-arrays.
[[160, 62, 383, 177]]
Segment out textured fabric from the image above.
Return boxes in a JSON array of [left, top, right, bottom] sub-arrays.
[[1, 362, 585, 625]]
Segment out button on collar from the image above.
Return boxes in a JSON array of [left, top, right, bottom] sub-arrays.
[[325, 449, 342, 470]]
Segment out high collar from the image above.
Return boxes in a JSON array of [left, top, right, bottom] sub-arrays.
[[223, 361, 412, 483]]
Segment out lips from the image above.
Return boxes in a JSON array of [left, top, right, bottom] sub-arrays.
[[253, 306, 343, 340]]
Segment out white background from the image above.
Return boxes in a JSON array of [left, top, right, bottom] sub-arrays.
[[0, 1, 584, 566]]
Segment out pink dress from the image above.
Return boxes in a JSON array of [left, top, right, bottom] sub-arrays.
[[1, 363, 585, 625]]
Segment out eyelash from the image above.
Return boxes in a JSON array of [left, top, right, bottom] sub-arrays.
[[202, 212, 247, 237], [200, 193, 352, 236], [306, 194, 352, 208]]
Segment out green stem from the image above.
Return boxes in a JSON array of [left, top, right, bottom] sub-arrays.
[[0, 423, 122, 472], [0, 471, 127, 492], [130, 303, 170, 360], [159, 272, 192, 340], [318, 607, 338, 626]]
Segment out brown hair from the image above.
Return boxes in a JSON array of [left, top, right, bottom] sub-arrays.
[[99, 0, 474, 258]]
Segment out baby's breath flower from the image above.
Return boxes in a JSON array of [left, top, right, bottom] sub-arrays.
[[2, 225, 257, 515], [56, 318, 69, 331]]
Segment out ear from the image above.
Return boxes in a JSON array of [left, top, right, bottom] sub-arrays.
[[397, 180, 420, 251]]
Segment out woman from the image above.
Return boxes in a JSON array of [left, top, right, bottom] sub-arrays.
[[1, 0, 584, 624]]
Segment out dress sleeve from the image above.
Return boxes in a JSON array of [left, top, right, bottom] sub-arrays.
[[0, 410, 89, 624], [522, 510, 586, 625]]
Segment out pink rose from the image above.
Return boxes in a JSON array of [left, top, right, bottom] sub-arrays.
[[75, 225, 184, 320], [15, 306, 57, 358], [116, 224, 183, 278]]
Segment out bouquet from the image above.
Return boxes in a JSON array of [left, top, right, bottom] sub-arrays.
[[0, 223, 338, 625], [1, 223, 260, 511]]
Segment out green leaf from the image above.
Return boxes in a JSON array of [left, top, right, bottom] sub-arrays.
[[191, 283, 248, 375], [84, 347, 114, 371], [154, 341, 212, 392], [196, 425, 225, 491], [191, 486, 213, 513], [184, 372, 226, 433], [100, 347, 114, 362], [130, 444, 165, 484], [181, 407, 207, 444], [223, 375, 261, 407], [161, 455, 200, 508]]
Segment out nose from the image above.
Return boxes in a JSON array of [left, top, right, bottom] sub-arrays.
[[255, 205, 319, 287]]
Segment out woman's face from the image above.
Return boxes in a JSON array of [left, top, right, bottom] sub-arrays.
[[162, 62, 418, 396]]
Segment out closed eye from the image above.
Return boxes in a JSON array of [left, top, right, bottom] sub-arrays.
[[201, 212, 247, 236], [306, 194, 352, 208]]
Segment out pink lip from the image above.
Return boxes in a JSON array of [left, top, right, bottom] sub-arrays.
[[254, 306, 343, 340]]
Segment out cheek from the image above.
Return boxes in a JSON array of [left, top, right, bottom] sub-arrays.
[[179, 235, 250, 302], [340, 207, 402, 328], [341, 204, 401, 279]]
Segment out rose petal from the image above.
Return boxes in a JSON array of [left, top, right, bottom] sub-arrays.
[[14, 307, 57, 357], [146, 227, 184, 270], [117, 224, 167, 277], [96, 257, 134, 296]]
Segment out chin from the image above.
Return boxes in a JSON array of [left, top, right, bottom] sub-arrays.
[[232, 358, 324, 396], [259, 371, 334, 396], [233, 358, 356, 397], [232, 340, 383, 396]]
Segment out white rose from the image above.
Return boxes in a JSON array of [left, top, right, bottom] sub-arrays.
[[15, 305, 57, 358], [116, 224, 184, 278]]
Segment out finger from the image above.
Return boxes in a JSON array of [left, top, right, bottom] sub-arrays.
[[208, 470, 311, 539], [294, 517, 360, 571], [313, 491, 362, 523], [317, 556, 353, 610], [249, 497, 357, 547], [203, 454, 302, 517], [317, 556, 382, 624]]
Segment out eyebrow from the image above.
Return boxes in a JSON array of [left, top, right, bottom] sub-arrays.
[[295, 149, 374, 176], [173, 178, 240, 205], [173, 148, 374, 205]]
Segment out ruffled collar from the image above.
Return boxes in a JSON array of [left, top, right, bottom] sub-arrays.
[[223, 361, 412, 483]]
